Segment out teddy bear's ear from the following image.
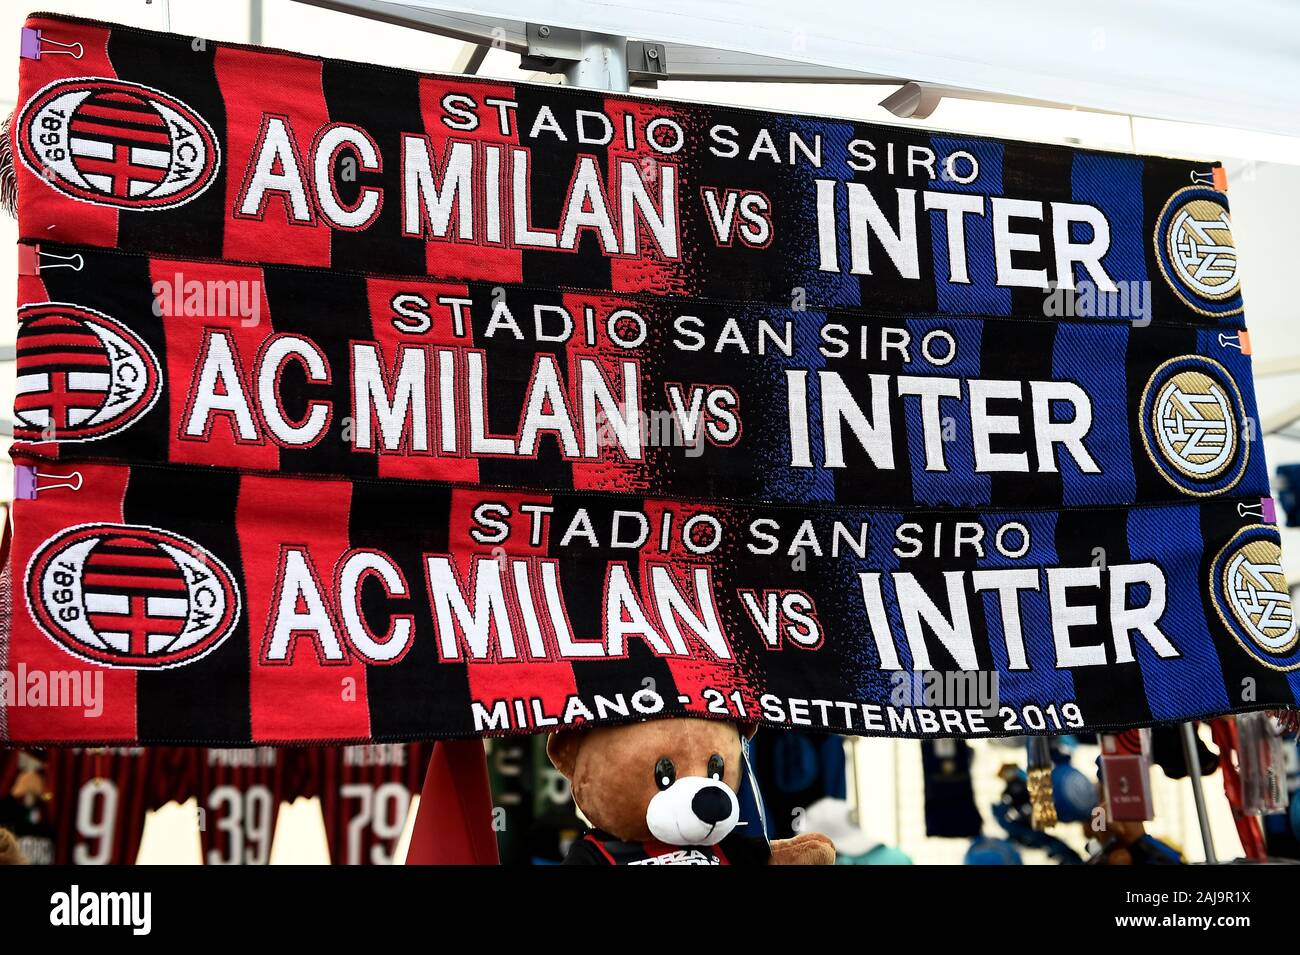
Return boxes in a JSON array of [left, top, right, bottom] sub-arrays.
[[546, 729, 584, 778]]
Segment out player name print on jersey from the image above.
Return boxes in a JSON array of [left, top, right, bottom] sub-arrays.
[[13, 13, 1242, 326], [2, 459, 1296, 744], [196, 747, 283, 865], [15, 247, 1268, 510]]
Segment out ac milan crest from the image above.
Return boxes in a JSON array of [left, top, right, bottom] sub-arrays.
[[14, 302, 161, 442], [25, 523, 241, 669], [17, 77, 219, 210]]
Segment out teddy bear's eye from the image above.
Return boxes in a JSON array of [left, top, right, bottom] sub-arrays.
[[707, 754, 725, 780], [654, 757, 676, 790]]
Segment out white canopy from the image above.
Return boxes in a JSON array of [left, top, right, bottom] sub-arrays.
[[306, 0, 1300, 136]]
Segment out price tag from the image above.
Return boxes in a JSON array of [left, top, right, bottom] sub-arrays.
[[1101, 730, 1154, 821]]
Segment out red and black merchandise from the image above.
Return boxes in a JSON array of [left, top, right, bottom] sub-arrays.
[[1, 10, 1297, 876], [193, 747, 292, 865], [46, 747, 293, 866], [5, 13, 1296, 755], [1, 745, 431, 864], [43, 747, 187, 865], [296, 744, 432, 865]]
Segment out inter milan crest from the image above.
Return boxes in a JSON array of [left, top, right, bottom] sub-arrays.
[[1154, 186, 1244, 318], [1209, 525, 1300, 671], [17, 77, 220, 210], [1140, 355, 1248, 496], [25, 524, 241, 669], [13, 302, 161, 442]]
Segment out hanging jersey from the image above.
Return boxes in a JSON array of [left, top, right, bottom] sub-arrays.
[[196, 747, 285, 865], [45, 748, 175, 865], [750, 732, 847, 838], [300, 744, 429, 865]]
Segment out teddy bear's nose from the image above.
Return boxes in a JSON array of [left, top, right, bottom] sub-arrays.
[[691, 785, 732, 824]]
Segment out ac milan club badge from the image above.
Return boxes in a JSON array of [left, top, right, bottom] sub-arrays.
[[13, 302, 161, 442], [1209, 525, 1300, 671], [25, 524, 241, 669], [1153, 186, 1244, 318], [17, 77, 220, 210], [1139, 354, 1249, 496]]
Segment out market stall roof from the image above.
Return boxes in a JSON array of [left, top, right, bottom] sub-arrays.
[[294, 0, 1300, 136]]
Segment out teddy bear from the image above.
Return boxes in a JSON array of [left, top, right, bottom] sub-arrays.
[[546, 717, 837, 865]]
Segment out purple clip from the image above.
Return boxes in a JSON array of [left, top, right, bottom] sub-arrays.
[[19, 27, 41, 60], [15, 465, 38, 501], [19, 28, 82, 61], [13, 467, 82, 499], [1261, 496, 1278, 525]]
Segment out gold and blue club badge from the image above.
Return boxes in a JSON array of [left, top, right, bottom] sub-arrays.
[[1209, 525, 1299, 672], [1139, 355, 1248, 496], [1154, 185, 1243, 318]]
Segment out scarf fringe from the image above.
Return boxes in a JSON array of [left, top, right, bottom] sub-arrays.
[[0, 112, 17, 219]]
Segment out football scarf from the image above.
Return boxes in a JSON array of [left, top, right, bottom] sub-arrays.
[[5, 459, 1296, 744], [4, 13, 1295, 746], [13, 246, 1266, 509], [563, 830, 767, 865], [15, 14, 1240, 326]]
